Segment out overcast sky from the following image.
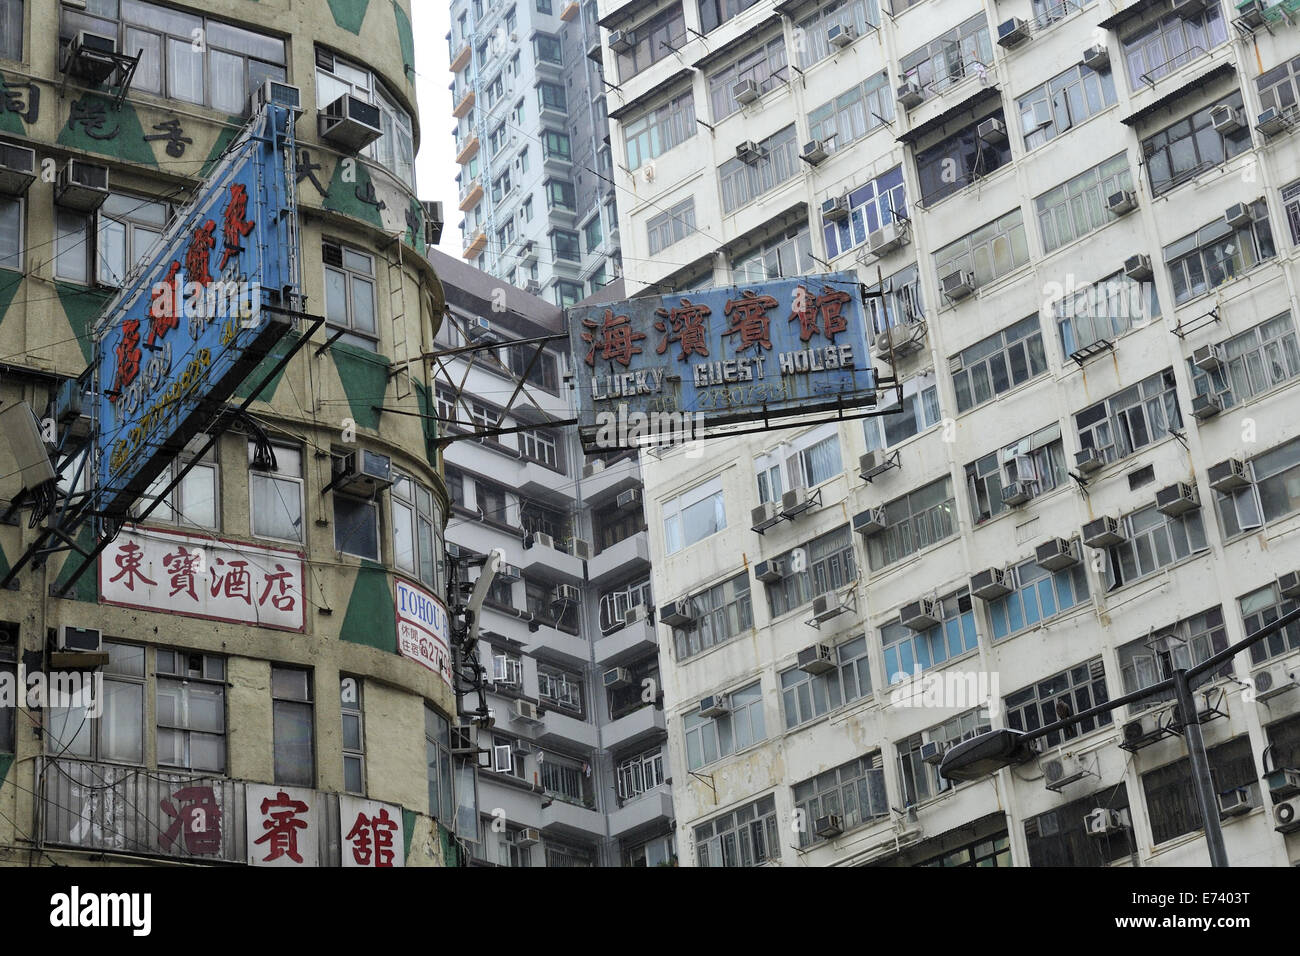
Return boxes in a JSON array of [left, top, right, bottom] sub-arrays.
[[412, 2, 463, 257]]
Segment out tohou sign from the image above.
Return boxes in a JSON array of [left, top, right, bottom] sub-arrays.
[[395, 578, 453, 690]]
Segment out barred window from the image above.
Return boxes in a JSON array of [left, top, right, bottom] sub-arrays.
[[915, 113, 1013, 205], [718, 124, 800, 214], [1004, 658, 1111, 749], [1141, 91, 1252, 196], [1120, 3, 1228, 92], [765, 525, 856, 618]]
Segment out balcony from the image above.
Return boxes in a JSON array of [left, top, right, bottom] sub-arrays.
[[587, 533, 650, 587], [455, 134, 480, 166], [518, 535, 584, 583], [536, 707, 599, 748], [542, 148, 574, 177], [451, 42, 473, 73], [594, 616, 659, 667], [580, 453, 641, 504], [561, 0, 580, 20], [458, 179, 483, 212], [476, 773, 544, 828], [603, 704, 667, 751], [523, 618, 589, 669], [608, 786, 674, 839], [463, 229, 487, 259], [540, 797, 605, 840], [518, 457, 572, 507], [453, 88, 476, 118]]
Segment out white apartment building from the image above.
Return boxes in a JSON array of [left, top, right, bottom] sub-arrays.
[[593, 0, 1300, 865], [428, 252, 673, 866]]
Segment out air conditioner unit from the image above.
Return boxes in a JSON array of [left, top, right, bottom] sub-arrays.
[[827, 22, 856, 47], [615, 488, 640, 508], [1154, 482, 1199, 516], [821, 194, 850, 222], [868, 221, 909, 255], [513, 738, 532, 755], [812, 591, 848, 623], [1121, 708, 1170, 750], [997, 17, 1030, 47], [1218, 787, 1253, 818], [970, 567, 1014, 601], [603, 666, 633, 689], [801, 139, 829, 165], [732, 79, 760, 104], [1000, 481, 1032, 507], [1172, 0, 1206, 17], [450, 724, 477, 754], [524, 279, 542, 295], [423, 201, 445, 245], [552, 583, 581, 606], [331, 450, 393, 497], [659, 598, 694, 628], [1192, 343, 1225, 371], [853, 507, 888, 535], [751, 501, 782, 533], [1274, 797, 1300, 834], [814, 813, 844, 838], [736, 140, 762, 164], [1279, 571, 1300, 599], [0, 141, 36, 195], [253, 78, 303, 118], [608, 29, 635, 53], [53, 379, 93, 443], [1251, 662, 1297, 701], [897, 81, 925, 110], [781, 488, 815, 519], [1236, 0, 1268, 27], [1224, 202, 1252, 228], [900, 598, 942, 631], [941, 270, 976, 300], [530, 531, 556, 550], [1041, 752, 1090, 791], [698, 694, 729, 718], [1191, 391, 1224, 420], [1123, 254, 1153, 281], [1208, 458, 1250, 492], [623, 603, 650, 626], [976, 117, 1008, 146], [513, 699, 541, 722], [753, 558, 786, 584], [1211, 104, 1242, 135], [797, 643, 835, 675], [1082, 44, 1110, 70], [1036, 537, 1079, 571], [1085, 807, 1123, 836], [920, 741, 947, 765], [1265, 768, 1300, 798], [1082, 516, 1124, 548], [320, 93, 383, 152], [859, 451, 893, 480], [1256, 107, 1292, 137], [57, 625, 102, 653], [571, 538, 592, 561], [1074, 447, 1104, 473], [496, 563, 522, 582], [1107, 190, 1137, 215], [515, 826, 541, 846], [55, 159, 109, 212], [465, 315, 496, 343], [66, 30, 119, 83]]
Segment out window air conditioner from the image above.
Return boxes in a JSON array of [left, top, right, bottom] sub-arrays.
[[319, 93, 384, 152], [797, 643, 835, 675], [332, 450, 393, 496], [1035, 537, 1079, 571]]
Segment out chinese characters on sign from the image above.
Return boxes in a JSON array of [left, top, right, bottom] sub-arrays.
[[100, 526, 305, 632], [159, 785, 224, 856], [339, 796, 405, 868], [0, 74, 39, 124], [246, 784, 319, 867], [395, 579, 454, 690]]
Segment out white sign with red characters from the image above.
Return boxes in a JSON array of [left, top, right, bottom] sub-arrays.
[[340, 795, 405, 867], [395, 578, 453, 689], [246, 784, 320, 867], [99, 525, 305, 632]]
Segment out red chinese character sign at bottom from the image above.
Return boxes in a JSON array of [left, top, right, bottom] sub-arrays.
[[246, 784, 320, 867], [159, 785, 224, 856], [340, 795, 406, 867]]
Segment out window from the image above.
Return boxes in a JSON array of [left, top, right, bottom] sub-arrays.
[[599, 577, 654, 633], [795, 0, 880, 69], [882, 591, 977, 684], [0, 0, 20, 61], [753, 425, 841, 503], [1241, 582, 1300, 667], [987, 553, 1090, 641], [1036, 153, 1133, 253], [708, 36, 787, 121], [1099, 503, 1209, 591], [933, 209, 1029, 290], [583, 215, 602, 255], [646, 199, 696, 255], [698, 0, 762, 33], [323, 242, 377, 345], [486, 73, 504, 108], [1143, 735, 1256, 845], [1018, 62, 1117, 150], [538, 665, 584, 716], [780, 635, 872, 728], [1005, 658, 1111, 749], [1284, 180, 1300, 247], [491, 170, 513, 204], [556, 280, 582, 308], [821, 163, 906, 259], [693, 793, 779, 866], [1141, 91, 1253, 196], [546, 179, 576, 211], [729, 224, 815, 282], [1055, 271, 1159, 358], [334, 488, 379, 560], [249, 442, 303, 542], [919, 832, 1012, 867], [899, 15, 993, 100], [54, 210, 91, 284], [683, 680, 765, 770], [551, 229, 580, 262], [541, 130, 571, 164], [491, 649, 523, 688], [1164, 201, 1277, 305], [1216, 435, 1300, 540], [616, 3, 687, 80], [662, 476, 726, 554], [1120, 3, 1228, 91], [340, 677, 365, 794], [608, 658, 659, 720], [96, 193, 167, 287], [271, 666, 313, 786], [765, 525, 857, 618], [538, 81, 567, 114], [1117, 607, 1230, 710], [862, 375, 940, 451], [720, 125, 800, 213], [505, 342, 560, 393], [0, 196, 20, 271], [131, 439, 219, 529], [616, 747, 666, 799], [626, 834, 676, 866], [793, 753, 888, 845], [593, 498, 646, 554], [540, 753, 590, 805], [520, 427, 560, 470], [623, 91, 696, 169], [488, 122, 508, 156], [316, 51, 414, 186], [1025, 783, 1132, 866], [863, 476, 957, 569], [534, 32, 562, 63], [445, 465, 466, 509], [425, 705, 455, 823], [965, 423, 1067, 524], [1189, 314, 1300, 412], [536, 0, 551, 11], [897, 709, 990, 803], [671, 572, 752, 661], [156, 649, 226, 773], [1074, 368, 1180, 467], [952, 316, 1047, 413], [49, 641, 145, 765]]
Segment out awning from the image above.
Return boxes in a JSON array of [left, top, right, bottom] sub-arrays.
[[1120, 62, 1236, 126], [598, 0, 645, 28], [607, 68, 694, 121], [896, 85, 1002, 145], [718, 200, 809, 258], [692, 14, 783, 70], [1097, 0, 1160, 30]]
